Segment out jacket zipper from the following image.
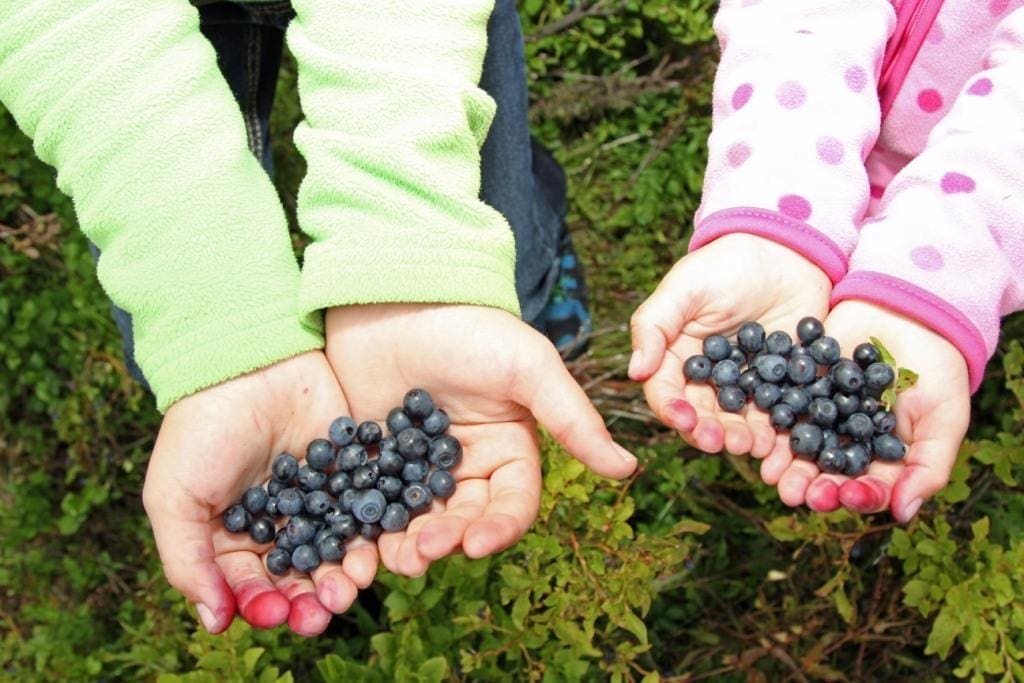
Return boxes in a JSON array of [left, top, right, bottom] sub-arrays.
[[877, 0, 944, 119]]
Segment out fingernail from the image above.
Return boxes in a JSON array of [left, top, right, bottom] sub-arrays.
[[627, 350, 643, 379], [613, 443, 638, 466], [196, 603, 218, 632], [900, 498, 922, 523]]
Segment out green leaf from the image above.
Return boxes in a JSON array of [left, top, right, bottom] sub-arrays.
[[869, 336, 896, 365], [895, 367, 919, 393], [242, 648, 265, 675], [980, 649, 1005, 675], [618, 611, 649, 645], [418, 657, 448, 683], [833, 586, 854, 624], [925, 610, 963, 659]]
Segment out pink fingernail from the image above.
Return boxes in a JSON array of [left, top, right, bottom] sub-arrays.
[[900, 498, 922, 522], [627, 350, 644, 379], [196, 603, 218, 632]]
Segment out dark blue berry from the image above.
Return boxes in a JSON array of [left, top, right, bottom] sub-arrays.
[[275, 527, 296, 552], [296, 465, 327, 492], [223, 505, 251, 533], [379, 436, 397, 451], [337, 444, 368, 472], [276, 488, 304, 517], [377, 449, 405, 476], [421, 409, 451, 437], [842, 442, 871, 476], [808, 336, 841, 366], [306, 438, 335, 471], [316, 534, 346, 562], [402, 483, 434, 511], [285, 516, 317, 546], [717, 386, 747, 413], [808, 397, 838, 428], [864, 362, 895, 391], [754, 382, 783, 410], [428, 435, 463, 470], [817, 446, 847, 473], [832, 360, 865, 393], [844, 413, 874, 442], [781, 386, 811, 414], [386, 407, 414, 435], [873, 433, 906, 461], [267, 479, 286, 497], [360, 523, 383, 541], [356, 420, 382, 445], [266, 548, 291, 575], [872, 410, 896, 434], [728, 346, 747, 366], [327, 470, 352, 497], [314, 528, 334, 547], [323, 502, 345, 526], [796, 316, 824, 343], [397, 427, 430, 459], [352, 465, 379, 490], [853, 342, 881, 369], [737, 368, 763, 396], [331, 513, 358, 539], [427, 471, 455, 499], [711, 359, 740, 388], [833, 392, 861, 418], [683, 355, 713, 382], [339, 489, 358, 513], [242, 486, 269, 515], [353, 489, 386, 524], [790, 423, 824, 459], [822, 429, 840, 449], [787, 354, 817, 385], [377, 475, 403, 501], [703, 335, 731, 362], [402, 459, 430, 484], [380, 503, 411, 532], [304, 490, 332, 517], [328, 416, 357, 447], [272, 453, 298, 482], [265, 497, 280, 517], [756, 354, 788, 383], [291, 544, 321, 573], [770, 403, 796, 429], [403, 388, 435, 421], [765, 330, 793, 355], [807, 376, 833, 398], [737, 321, 766, 353], [249, 517, 275, 543]]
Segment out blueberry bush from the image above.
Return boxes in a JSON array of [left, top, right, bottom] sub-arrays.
[[3, 2, 1024, 680]]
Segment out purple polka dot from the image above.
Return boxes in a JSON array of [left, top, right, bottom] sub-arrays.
[[844, 66, 867, 93], [816, 136, 844, 165], [778, 194, 812, 221], [910, 246, 944, 271], [776, 81, 806, 109], [796, 29, 813, 35], [927, 22, 944, 44], [917, 88, 943, 113], [968, 78, 993, 96], [726, 142, 751, 167], [940, 172, 976, 194], [989, 225, 1005, 248], [732, 83, 753, 110], [989, 0, 1010, 15], [869, 185, 884, 199]]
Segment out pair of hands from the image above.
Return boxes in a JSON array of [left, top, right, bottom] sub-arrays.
[[630, 234, 970, 522], [142, 304, 638, 637]]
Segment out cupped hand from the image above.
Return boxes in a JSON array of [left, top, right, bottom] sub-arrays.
[[142, 351, 378, 637], [324, 303, 637, 578], [770, 300, 970, 520], [629, 234, 831, 458]]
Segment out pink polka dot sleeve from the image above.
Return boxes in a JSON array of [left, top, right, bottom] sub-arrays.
[[689, 0, 895, 284], [833, 10, 1024, 393]]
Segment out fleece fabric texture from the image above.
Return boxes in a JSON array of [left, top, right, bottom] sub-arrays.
[[0, 0, 324, 412], [692, 0, 1024, 392]]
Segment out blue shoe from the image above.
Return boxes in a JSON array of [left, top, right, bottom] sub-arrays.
[[535, 231, 592, 360]]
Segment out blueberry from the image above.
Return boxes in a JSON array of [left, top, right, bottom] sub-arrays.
[[403, 388, 435, 421], [789, 423, 824, 459], [331, 513, 358, 539], [864, 362, 895, 391], [352, 464, 379, 490], [277, 488, 304, 517], [737, 321, 766, 353], [265, 497, 280, 517], [360, 523, 383, 541], [314, 527, 334, 547], [286, 516, 317, 546], [337, 444, 368, 472], [377, 449, 405, 476], [356, 420, 383, 445], [380, 503, 411, 532], [377, 475, 404, 501], [304, 490, 332, 517], [267, 479, 286, 497], [781, 386, 811, 414], [323, 502, 345, 526], [223, 505, 251, 533], [833, 392, 860, 418], [843, 413, 874, 442], [353, 489, 387, 524], [808, 397, 838, 428], [242, 486, 269, 515], [808, 336, 841, 366], [266, 548, 292, 576], [427, 471, 455, 499], [275, 527, 296, 552], [296, 465, 327, 492], [291, 544, 321, 573], [713, 386, 744, 413], [328, 416, 357, 447], [428, 435, 463, 470], [339, 488, 358, 513], [872, 410, 896, 434], [379, 436, 397, 451], [421, 408, 451, 437], [728, 346, 748, 366], [787, 354, 817, 385], [306, 438, 336, 471], [402, 459, 430, 484], [683, 355, 713, 382], [755, 354, 788, 383], [386, 407, 414, 435], [703, 335, 731, 362], [853, 342, 881, 369], [272, 453, 298, 482], [397, 428, 430, 460], [737, 368, 763, 396], [817, 446, 847, 474], [327, 470, 352, 497], [316, 534, 346, 563], [753, 382, 783, 410], [770, 403, 796, 429], [248, 516, 275, 543], [765, 330, 793, 356], [796, 316, 824, 343], [832, 360, 865, 393], [807, 376, 833, 398], [842, 442, 871, 476], [873, 433, 907, 461], [402, 483, 434, 511], [822, 428, 840, 449]]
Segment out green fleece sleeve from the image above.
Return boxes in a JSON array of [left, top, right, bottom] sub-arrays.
[[0, 1, 324, 412], [287, 1, 520, 316]]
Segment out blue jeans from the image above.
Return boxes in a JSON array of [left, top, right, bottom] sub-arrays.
[[105, 0, 565, 388]]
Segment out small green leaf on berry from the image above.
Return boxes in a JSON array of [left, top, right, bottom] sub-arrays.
[[869, 336, 896, 366]]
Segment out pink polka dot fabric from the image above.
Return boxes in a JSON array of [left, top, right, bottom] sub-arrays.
[[726, 142, 751, 167], [816, 136, 844, 165], [732, 83, 753, 110], [910, 245, 944, 271], [917, 88, 943, 113], [940, 172, 976, 194], [777, 194, 812, 221], [776, 81, 806, 109]]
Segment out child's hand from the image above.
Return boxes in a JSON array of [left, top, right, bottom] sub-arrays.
[[143, 351, 378, 637], [769, 300, 970, 519], [324, 303, 637, 578], [629, 234, 831, 457]]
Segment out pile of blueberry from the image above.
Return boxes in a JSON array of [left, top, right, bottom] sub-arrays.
[[683, 317, 907, 476], [221, 389, 460, 576]]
